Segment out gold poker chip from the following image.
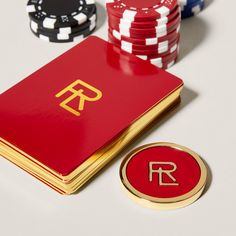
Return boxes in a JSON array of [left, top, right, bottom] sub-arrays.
[[120, 142, 207, 210]]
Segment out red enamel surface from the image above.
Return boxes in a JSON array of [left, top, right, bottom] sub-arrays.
[[126, 146, 201, 198], [0, 36, 182, 176]]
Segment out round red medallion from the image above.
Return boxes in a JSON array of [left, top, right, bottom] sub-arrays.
[[120, 142, 207, 210]]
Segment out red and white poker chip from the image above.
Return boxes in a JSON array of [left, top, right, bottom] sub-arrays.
[[108, 13, 181, 37], [109, 22, 180, 39], [123, 42, 178, 69], [106, 0, 178, 21], [108, 31, 179, 50], [108, 5, 180, 29], [137, 46, 178, 62], [142, 51, 178, 69], [110, 26, 180, 45], [120, 143, 207, 210], [109, 33, 180, 56]]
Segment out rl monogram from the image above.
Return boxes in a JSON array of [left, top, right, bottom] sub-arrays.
[[56, 80, 102, 116], [149, 162, 179, 186]]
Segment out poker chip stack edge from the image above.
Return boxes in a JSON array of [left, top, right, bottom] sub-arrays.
[[178, 0, 205, 19], [106, 0, 181, 69], [26, 0, 97, 43]]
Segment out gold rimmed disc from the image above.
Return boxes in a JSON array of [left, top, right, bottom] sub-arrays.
[[120, 142, 207, 210]]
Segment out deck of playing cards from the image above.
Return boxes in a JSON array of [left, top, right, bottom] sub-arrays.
[[0, 36, 183, 194]]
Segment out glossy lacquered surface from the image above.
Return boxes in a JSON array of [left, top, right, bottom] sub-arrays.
[[125, 145, 201, 198], [0, 36, 183, 176], [120, 142, 207, 209]]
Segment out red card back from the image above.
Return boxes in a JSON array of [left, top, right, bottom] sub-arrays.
[[0, 36, 183, 176]]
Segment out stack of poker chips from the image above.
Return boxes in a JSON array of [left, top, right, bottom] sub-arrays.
[[26, 0, 97, 43], [106, 0, 181, 69], [179, 0, 205, 19]]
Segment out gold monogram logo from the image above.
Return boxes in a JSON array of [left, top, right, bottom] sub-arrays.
[[149, 162, 179, 186], [56, 80, 102, 116]]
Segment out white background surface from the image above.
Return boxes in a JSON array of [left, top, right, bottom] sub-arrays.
[[0, 0, 235, 235]]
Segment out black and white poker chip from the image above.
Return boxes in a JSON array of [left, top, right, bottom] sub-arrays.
[[30, 19, 96, 43], [27, 0, 96, 29], [30, 13, 96, 35]]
